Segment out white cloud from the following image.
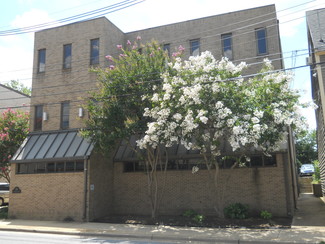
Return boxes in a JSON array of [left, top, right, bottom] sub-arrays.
[[0, 9, 55, 87], [11, 8, 57, 34]]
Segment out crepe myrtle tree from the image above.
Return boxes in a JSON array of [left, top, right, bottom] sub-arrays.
[[137, 51, 312, 216], [82, 38, 185, 218], [0, 108, 29, 182]]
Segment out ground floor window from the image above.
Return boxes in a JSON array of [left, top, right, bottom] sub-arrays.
[[16, 161, 84, 174], [123, 154, 277, 172], [221, 154, 276, 168]]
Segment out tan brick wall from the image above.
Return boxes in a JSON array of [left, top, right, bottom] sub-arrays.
[[125, 5, 282, 75], [15, 5, 292, 221], [88, 152, 114, 221], [9, 164, 85, 221], [29, 5, 283, 133], [30, 17, 124, 132], [110, 153, 292, 217]]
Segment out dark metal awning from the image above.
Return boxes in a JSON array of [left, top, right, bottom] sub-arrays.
[[11, 130, 94, 163], [114, 134, 201, 162]]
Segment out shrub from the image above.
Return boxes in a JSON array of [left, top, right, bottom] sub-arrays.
[[312, 160, 321, 184], [183, 209, 197, 218], [224, 203, 249, 219], [192, 214, 205, 224], [260, 210, 272, 220], [183, 209, 205, 224]]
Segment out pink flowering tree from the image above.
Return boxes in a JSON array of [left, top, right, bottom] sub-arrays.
[[83, 39, 185, 218], [0, 108, 29, 182]]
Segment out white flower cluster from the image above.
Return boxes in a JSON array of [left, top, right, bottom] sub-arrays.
[[137, 51, 308, 155]]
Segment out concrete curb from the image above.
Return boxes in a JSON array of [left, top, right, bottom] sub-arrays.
[[0, 224, 322, 244]]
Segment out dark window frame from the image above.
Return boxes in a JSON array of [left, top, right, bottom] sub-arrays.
[[63, 44, 72, 69], [16, 161, 84, 174], [34, 105, 43, 131], [163, 43, 170, 56], [123, 154, 277, 173], [221, 33, 233, 60], [190, 39, 200, 56], [38, 49, 46, 73], [60, 101, 70, 130], [256, 28, 268, 55], [90, 38, 99, 65]]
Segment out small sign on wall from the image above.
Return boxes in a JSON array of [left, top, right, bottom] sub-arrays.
[[90, 184, 94, 191], [12, 187, 21, 193]]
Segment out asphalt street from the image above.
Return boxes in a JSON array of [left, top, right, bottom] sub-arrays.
[[0, 231, 177, 244]]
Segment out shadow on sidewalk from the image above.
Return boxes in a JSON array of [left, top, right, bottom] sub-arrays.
[[292, 193, 325, 227]]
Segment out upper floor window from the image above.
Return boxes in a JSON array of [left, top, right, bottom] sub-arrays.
[[61, 101, 70, 129], [63, 44, 72, 69], [256, 28, 268, 55], [190, 39, 200, 56], [163, 43, 170, 56], [34, 105, 43, 131], [38, 49, 46, 73], [221, 33, 233, 60], [90, 38, 99, 65]]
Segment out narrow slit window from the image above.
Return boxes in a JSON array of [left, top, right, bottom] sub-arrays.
[[163, 43, 170, 56], [34, 105, 43, 131], [90, 38, 99, 65], [190, 39, 200, 56], [63, 44, 72, 69], [221, 33, 233, 60], [38, 49, 46, 73], [61, 101, 70, 129], [256, 28, 268, 55]]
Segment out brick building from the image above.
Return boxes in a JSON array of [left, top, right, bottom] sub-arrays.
[[306, 8, 325, 196], [9, 4, 299, 221]]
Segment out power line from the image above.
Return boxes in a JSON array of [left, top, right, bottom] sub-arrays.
[[0, 0, 144, 36], [0, 0, 322, 79], [0, 47, 315, 97], [0, 59, 323, 111], [0, 1, 322, 104]]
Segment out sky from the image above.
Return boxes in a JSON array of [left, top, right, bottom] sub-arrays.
[[1, 0, 325, 129]]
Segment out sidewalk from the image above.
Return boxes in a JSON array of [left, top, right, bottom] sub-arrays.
[[0, 193, 323, 243]]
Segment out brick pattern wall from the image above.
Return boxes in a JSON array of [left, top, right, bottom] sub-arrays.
[[30, 17, 124, 132], [311, 52, 325, 196], [318, 55, 325, 195], [10, 5, 293, 221], [29, 5, 283, 133], [316, 102, 325, 195], [9, 164, 85, 221], [110, 153, 292, 217], [87, 152, 114, 221], [125, 5, 283, 75]]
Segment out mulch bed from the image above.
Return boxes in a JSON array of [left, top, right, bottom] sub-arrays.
[[95, 215, 292, 229]]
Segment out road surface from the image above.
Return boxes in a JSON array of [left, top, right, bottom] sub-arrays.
[[0, 231, 178, 244]]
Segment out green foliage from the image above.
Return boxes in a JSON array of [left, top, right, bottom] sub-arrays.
[[183, 209, 205, 224], [4, 80, 31, 96], [183, 209, 197, 218], [295, 129, 317, 167], [312, 160, 321, 184], [192, 214, 205, 224], [82, 39, 178, 153], [260, 210, 272, 220], [224, 203, 249, 219], [0, 108, 29, 182]]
